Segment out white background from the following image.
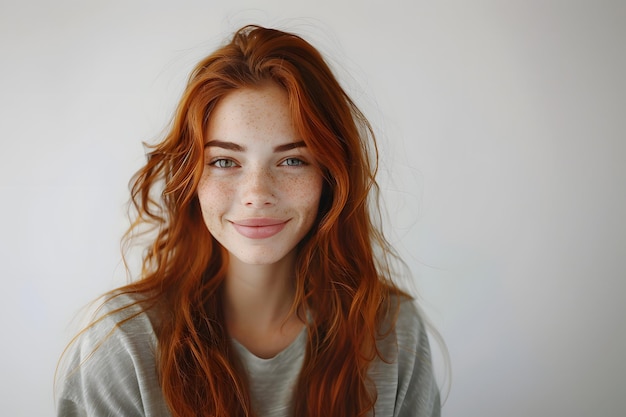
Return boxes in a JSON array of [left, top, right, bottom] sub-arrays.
[[1, 1, 625, 416]]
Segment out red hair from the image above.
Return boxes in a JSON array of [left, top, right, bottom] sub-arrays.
[[112, 25, 407, 417]]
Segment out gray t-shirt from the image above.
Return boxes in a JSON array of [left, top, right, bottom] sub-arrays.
[[57, 294, 440, 417]]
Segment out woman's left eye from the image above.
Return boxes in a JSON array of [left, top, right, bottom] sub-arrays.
[[281, 158, 305, 166]]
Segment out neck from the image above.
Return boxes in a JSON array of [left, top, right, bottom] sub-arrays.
[[222, 250, 306, 358], [223, 250, 298, 329]]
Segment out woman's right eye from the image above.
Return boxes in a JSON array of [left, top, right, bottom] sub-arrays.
[[210, 159, 238, 168]]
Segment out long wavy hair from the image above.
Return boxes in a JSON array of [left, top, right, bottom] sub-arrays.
[[109, 25, 408, 417]]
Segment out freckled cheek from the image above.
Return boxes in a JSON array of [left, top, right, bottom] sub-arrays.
[[280, 174, 323, 212], [197, 178, 234, 217]]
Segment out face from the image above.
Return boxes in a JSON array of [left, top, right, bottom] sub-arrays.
[[197, 82, 323, 267]]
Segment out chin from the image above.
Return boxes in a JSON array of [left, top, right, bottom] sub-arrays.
[[228, 251, 284, 266], [227, 246, 297, 268]]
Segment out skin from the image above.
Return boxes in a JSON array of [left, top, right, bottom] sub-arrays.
[[197, 81, 323, 358]]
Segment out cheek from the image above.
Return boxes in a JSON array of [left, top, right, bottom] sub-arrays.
[[286, 174, 324, 214], [197, 178, 230, 219]]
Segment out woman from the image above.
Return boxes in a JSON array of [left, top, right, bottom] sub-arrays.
[[56, 25, 441, 417]]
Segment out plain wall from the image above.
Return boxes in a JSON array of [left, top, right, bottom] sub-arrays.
[[1, 0, 624, 416]]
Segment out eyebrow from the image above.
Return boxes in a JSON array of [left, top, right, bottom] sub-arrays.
[[204, 140, 306, 153]]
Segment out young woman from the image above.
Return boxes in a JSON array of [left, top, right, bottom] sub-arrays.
[[56, 25, 441, 417]]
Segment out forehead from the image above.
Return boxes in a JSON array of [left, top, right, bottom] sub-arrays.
[[206, 82, 295, 144]]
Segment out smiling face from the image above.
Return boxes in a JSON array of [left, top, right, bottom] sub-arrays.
[[197, 82, 323, 267]]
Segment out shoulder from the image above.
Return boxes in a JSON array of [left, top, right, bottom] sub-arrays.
[[76, 292, 159, 356], [394, 295, 429, 351], [377, 294, 431, 365], [56, 292, 169, 417]]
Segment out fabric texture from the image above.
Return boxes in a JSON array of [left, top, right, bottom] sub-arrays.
[[56, 293, 440, 417]]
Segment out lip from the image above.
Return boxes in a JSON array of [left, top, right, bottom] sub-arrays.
[[231, 218, 289, 239]]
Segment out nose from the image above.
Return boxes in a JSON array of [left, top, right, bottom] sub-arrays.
[[241, 166, 277, 208]]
